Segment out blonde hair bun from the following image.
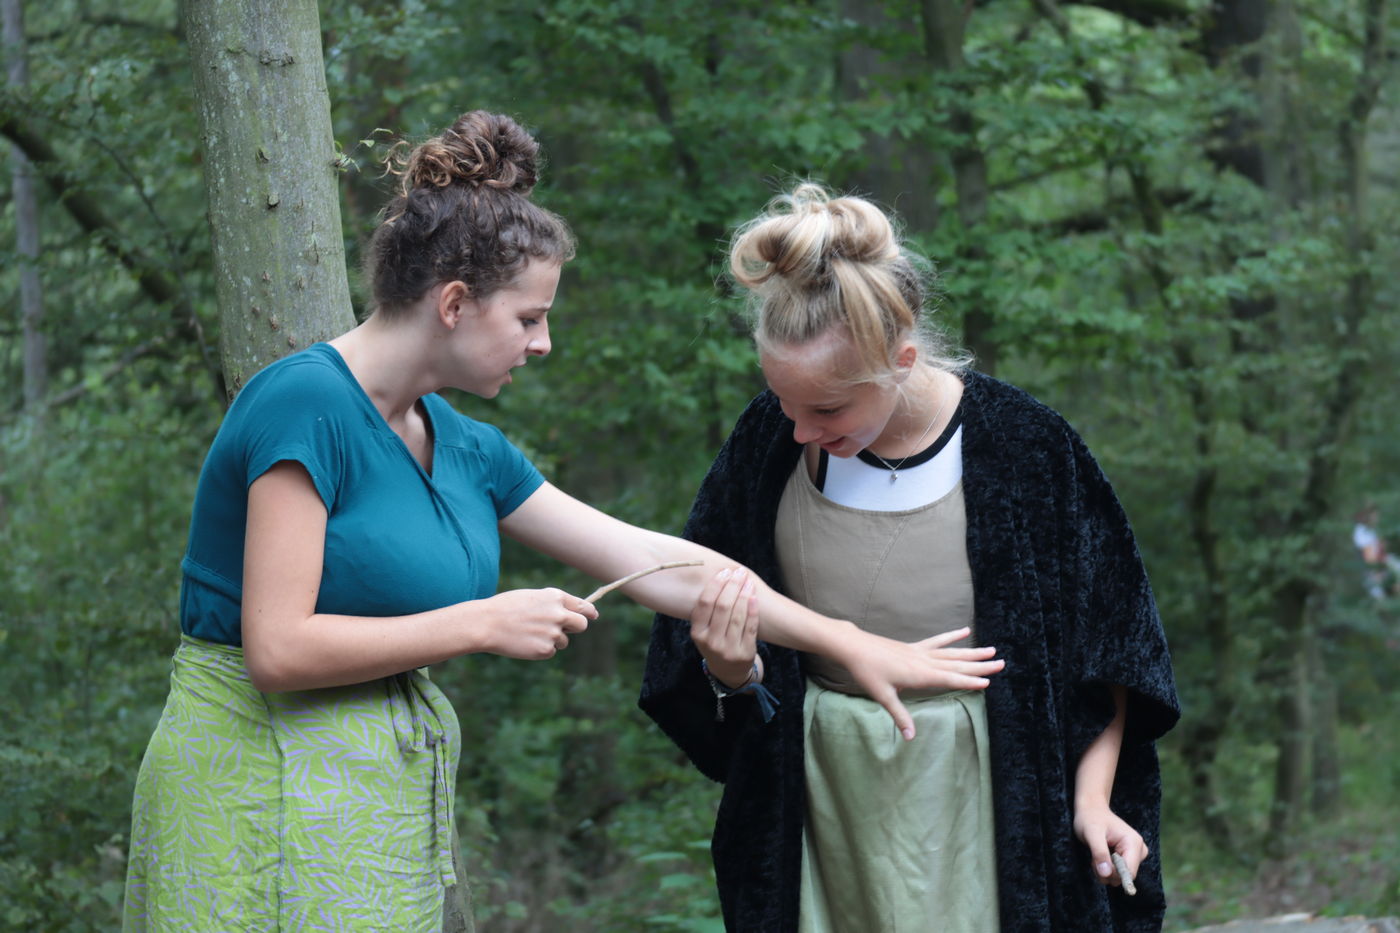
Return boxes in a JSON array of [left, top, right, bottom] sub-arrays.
[[729, 182, 961, 381]]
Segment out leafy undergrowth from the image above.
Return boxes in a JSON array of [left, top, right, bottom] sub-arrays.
[[1166, 817, 1400, 931], [1164, 717, 1400, 931]]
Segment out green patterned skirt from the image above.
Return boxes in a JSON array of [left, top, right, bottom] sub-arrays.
[[123, 636, 473, 932]]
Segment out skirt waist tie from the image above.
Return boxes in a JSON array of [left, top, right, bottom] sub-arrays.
[[387, 669, 457, 888]]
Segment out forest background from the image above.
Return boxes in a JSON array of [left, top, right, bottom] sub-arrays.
[[1, 0, 1397, 930]]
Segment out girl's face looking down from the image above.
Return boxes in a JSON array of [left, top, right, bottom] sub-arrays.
[[760, 326, 911, 459], [449, 259, 561, 398]]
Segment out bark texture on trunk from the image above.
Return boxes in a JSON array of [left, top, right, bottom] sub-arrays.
[[836, 0, 941, 235], [1267, 581, 1312, 849], [3, 0, 46, 412], [920, 0, 994, 372], [185, 0, 354, 398]]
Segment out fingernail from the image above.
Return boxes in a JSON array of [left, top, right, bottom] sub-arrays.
[[1097, 861, 1111, 877], [901, 727, 914, 741], [734, 567, 747, 580], [741, 581, 756, 596], [718, 568, 731, 580]]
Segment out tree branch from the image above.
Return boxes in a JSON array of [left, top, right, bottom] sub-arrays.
[[0, 102, 184, 311], [983, 0, 1194, 26], [1030, 187, 1198, 236], [41, 331, 178, 411], [0, 97, 221, 398], [989, 155, 1104, 192], [28, 13, 183, 45]]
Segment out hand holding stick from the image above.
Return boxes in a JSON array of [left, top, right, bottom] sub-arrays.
[[585, 561, 705, 604]]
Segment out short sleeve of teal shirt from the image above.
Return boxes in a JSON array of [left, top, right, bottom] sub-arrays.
[[180, 343, 545, 646]]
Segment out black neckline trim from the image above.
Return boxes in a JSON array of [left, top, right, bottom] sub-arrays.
[[856, 402, 964, 473], [814, 401, 964, 491]]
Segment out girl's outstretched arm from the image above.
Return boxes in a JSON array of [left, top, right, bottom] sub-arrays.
[[500, 481, 1004, 738]]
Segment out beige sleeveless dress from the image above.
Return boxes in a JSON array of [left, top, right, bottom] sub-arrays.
[[776, 461, 1000, 933]]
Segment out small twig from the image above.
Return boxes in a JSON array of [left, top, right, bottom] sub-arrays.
[[585, 561, 704, 604], [1111, 852, 1137, 896]]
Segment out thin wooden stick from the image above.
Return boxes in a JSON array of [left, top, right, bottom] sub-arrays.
[[584, 561, 705, 604], [1111, 852, 1136, 896]]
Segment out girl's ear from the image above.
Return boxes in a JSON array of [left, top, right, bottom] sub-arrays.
[[437, 280, 471, 329], [892, 339, 918, 382]]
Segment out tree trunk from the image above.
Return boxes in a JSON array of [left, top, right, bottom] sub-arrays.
[[184, 0, 354, 396], [1304, 0, 1390, 826], [1310, 624, 1342, 818], [1267, 581, 1312, 851], [836, 0, 942, 233], [1178, 452, 1238, 851], [1270, 0, 1389, 839], [3, 0, 46, 413], [1201, 0, 1270, 182], [919, 0, 996, 373], [1029, 0, 1248, 850], [558, 636, 621, 884]]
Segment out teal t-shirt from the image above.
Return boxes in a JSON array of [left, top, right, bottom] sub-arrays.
[[179, 342, 544, 646]]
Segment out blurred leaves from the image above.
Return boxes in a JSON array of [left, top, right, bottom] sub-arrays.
[[2, 0, 1398, 929]]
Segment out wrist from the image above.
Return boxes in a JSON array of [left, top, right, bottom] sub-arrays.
[[1074, 791, 1112, 814], [703, 657, 758, 690], [456, 596, 496, 655], [700, 656, 780, 724], [804, 616, 859, 660]]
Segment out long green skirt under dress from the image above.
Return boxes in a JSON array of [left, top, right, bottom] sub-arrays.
[[776, 463, 1001, 931], [798, 681, 1000, 933], [123, 636, 474, 933]]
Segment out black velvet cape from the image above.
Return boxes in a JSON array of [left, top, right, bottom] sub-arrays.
[[639, 371, 1180, 933]]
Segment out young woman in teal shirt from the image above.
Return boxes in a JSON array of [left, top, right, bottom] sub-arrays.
[[121, 112, 1003, 932]]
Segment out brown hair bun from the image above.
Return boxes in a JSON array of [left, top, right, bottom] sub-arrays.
[[367, 111, 573, 311], [400, 110, 540, 196]]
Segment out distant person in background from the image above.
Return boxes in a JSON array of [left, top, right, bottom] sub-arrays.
[[1353, 504, 1400, 599], [641, 183, 1180, 932]]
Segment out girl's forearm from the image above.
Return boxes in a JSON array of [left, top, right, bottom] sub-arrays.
[[242, 604, 481, 692], [1075, 685, 1128, 808], [614, 531, 856, 652], [497, 486, 858, 657]]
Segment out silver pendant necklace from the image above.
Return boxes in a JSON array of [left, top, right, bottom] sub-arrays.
[[866, 380, 948, 483]]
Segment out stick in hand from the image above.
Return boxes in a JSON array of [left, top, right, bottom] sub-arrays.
[[1110, 852, 1136, 896], [584, 561, 706, 604]]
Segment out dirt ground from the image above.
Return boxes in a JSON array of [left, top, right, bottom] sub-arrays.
[[1187, 916, 1400, 932]]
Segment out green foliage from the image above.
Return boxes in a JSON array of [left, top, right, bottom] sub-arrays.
[[0, 364, 216, 930], [1162, 701, 1400, 929], [2, 0, 1398, 929], [0, 0, 218, 405]]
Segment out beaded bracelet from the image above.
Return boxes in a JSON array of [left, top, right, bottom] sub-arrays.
[[701, 658, 779, 723]]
